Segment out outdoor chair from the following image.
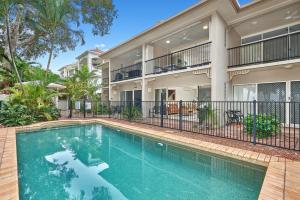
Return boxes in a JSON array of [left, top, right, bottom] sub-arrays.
[[114, 73, 123, 81], [128, 69, 142, 78], [225, 110, 244, 125], [167, 103, 179, 115]]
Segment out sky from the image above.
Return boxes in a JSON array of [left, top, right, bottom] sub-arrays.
[[36, 0, 253, 73]]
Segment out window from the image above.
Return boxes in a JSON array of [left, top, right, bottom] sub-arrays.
[[233, 85, 256, 101], [289, 24, 300, 33], [258, 82, 286, 122], [241, 24, 300, 45], [241, 34, 262, 45], [257, 82, 286, 102], [262, 28, 288, 39], [168, 90, 176, 101], [120, 91, 133, 106], [198, 87, 211, 101]]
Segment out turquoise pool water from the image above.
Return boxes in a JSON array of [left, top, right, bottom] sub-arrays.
[[17, 124, 266, 200]]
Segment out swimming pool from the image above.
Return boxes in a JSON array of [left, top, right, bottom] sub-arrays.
[[17, 124, 266, 200]]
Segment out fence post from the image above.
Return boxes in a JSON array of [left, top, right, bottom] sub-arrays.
[[160, 95, 164, 127], [252, 100, 257, 145], [108, 100, 111, 118], [179, 100, 183, 131], [83, 97, 86, 118]]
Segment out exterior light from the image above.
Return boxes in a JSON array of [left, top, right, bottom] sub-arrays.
[[166, 40, 171, 44], [203, 25, 208, 30]]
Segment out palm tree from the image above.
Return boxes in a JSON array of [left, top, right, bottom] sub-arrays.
[[27, 0, 84, 76], [64, 65, 100, 118], [0, 1, 23, 90]]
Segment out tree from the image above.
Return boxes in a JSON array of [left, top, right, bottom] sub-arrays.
[[0, 0, 117, 73], [64, 65, 100, 118], [0, 0, 24, 89]]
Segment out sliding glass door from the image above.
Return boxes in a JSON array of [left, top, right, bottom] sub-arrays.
[[291, 81, 300, 124]]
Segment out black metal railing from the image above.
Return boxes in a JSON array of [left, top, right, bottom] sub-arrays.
[[228, 32, 300, 67], [145, 42, 211, 75], [111, 62, 142, 82], [65, 100, 300, 151]]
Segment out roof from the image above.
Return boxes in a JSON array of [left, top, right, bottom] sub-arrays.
[[76, 48, 104, 59], [58, 63, 77, 71], [100, 0, 262, 58]]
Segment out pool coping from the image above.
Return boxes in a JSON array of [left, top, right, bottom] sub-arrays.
[[1, 119, 300, 200]]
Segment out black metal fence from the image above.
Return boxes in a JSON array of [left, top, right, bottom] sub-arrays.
[[228, 32, 300, 67], [145, 42, 211, 75], [64, 100, 300, 151], [111, 62, 142, 82]]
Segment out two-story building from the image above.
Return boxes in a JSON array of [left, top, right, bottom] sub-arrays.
[[100, 0, 299, 108], [58, 48, 106, 95]]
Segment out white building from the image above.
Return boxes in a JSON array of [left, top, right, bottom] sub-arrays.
[[99, 0, 300, 105], [58, 48, 106, 95]]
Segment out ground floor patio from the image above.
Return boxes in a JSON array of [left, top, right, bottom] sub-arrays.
[[1, 119, 300, 199]]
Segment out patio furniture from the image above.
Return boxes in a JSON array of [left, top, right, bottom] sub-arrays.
[[114, 73, 123, 81], [128, 69, 142, 78], [149, 105, 167, 117], [168, 103, 179, 114], [225, 110, 243, 125]]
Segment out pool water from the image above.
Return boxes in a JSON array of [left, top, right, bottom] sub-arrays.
[[17, 124, 266, 200]]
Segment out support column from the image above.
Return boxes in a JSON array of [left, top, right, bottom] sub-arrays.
[[210, 12, 228, 101], [108, 61, 112, 101]]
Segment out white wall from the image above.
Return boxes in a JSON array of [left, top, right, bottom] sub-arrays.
[[210, 12, 228, 101], [145, 71, 210, 101]]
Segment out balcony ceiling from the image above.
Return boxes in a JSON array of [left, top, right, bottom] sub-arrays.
[[152, 22, 209, 50], [115, 47, 142, 64], [232, 3, 300, 37]]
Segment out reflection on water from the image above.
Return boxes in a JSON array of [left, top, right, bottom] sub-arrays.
[[17, 125, 266, 200], [45, 149, 126, 200]]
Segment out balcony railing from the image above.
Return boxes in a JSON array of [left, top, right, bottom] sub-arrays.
[[145, 42, 211, 75], [111, 62, 142, 82], [228, 32, 300, 67]]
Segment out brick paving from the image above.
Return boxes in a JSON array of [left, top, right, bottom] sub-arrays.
[[0, 119, 299, 200]]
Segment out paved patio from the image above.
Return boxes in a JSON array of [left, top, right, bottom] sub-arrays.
[[0, 119, 300, 199]]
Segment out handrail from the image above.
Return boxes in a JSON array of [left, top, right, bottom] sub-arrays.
[[145, 42, 212, 62]]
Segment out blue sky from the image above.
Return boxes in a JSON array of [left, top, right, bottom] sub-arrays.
[[37, 0, 252, 73]]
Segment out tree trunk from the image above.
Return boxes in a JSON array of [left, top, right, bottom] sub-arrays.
[[69, 97, 73, 118], [45, 41, 54, 79], [5, 13, 23, 92]]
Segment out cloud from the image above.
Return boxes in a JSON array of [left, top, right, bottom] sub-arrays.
[[95, 43, 106, 48]]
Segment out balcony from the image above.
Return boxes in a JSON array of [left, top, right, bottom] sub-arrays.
[[111, 62, 142, 82], [228, 32, 300, 68], [145, 42, 211, 75]]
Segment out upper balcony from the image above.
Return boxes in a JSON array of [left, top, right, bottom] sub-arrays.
[[227, 3, 300, 69], [111, 62, 142, 82], [228, 31, 300, 68], [144, 21, 210, 76], [110, 47, 143, 82], [145, 42, 211, 75]]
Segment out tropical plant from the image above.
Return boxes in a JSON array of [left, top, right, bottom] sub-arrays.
[[0, 0, 23, 88], [0, 0, 117, 73], [9, 83, 60, 121], [0, 102, 35, 126], [64, 65, 100, 118], [97, 104, 111, 115], [243, 114, 281, 138], [122, 105, 142, 121], [197, 103, 218, 128]]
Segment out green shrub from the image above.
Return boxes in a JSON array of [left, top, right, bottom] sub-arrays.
[[122, 106, 142, 121], [0, 102, 60, 127], [97, 104, 111, 115], [0, 103, 35, 126], [244, 114, 281, 138]]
